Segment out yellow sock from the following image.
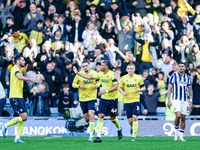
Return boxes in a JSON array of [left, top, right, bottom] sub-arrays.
[[6, 117, 22, 127], [129, 122, 133, 127], [89, 122, 95, 137], [111, 118, 120, 129], [16, 121, 25, 136], [97, 118, 103, 137], [132, 121, 138, 137]]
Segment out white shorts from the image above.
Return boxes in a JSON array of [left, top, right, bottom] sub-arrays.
[[172, 100, 189, 115]]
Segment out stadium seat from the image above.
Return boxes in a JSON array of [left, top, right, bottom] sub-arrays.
[[156, 107, 166, 116], [50, 107, 59, 117]]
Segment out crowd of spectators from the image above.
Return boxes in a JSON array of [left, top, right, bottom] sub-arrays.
[[0, 0, 200, 117]]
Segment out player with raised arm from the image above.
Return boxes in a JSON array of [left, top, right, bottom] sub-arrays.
[[72, 60, 100, 142], [167, 62, 192, 142], [73, 60, 122, 143], [118, 63, 146, 141], [0, 55, 35, 143]]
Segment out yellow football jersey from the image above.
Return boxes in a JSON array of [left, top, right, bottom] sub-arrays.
[[9, 65, 23, 98], [93, 70, 118, 100], [72, 70, 99, 101], [119, 74, 144, 103]]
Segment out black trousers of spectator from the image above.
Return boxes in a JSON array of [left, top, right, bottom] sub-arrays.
[[0, 98, 6, 116], [191, 108, 200, 115]]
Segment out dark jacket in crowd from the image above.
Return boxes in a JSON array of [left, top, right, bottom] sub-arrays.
[[12, 1, 30, 29], [67, 16, 90, 43], [53, 91, 74, 113], [60, 68, 77, 93], [30, 91, 51, 116], [42, 70, 60, 94], [0, 56, 12, 88], [192, 75, 200, 105]]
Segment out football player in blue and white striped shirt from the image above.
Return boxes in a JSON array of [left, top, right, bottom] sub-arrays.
[[167, 62, 192, 142]]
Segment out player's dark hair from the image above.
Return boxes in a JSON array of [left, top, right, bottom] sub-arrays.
[[179, 62, 186, 67], [14, 55, 23, 64], [102, 60, 111, 69], [158, 71, 164, 76], [62, 83, 70, 88], [82, 60, 89, 64]]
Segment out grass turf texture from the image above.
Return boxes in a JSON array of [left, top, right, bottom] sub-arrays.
[[0, 137, 199, 150]]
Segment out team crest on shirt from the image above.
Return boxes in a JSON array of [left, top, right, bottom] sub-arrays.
[[107, 75, 109, 78], [126, 80, 128, 82], [134, 79, 137, 82]]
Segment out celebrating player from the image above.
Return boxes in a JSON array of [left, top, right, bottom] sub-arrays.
[[72, 60, 100, 142], [73, 60, 122, 143], [118, 63, 146, 141], [167, 62, 192, 141], [0, 55, 35, 143]]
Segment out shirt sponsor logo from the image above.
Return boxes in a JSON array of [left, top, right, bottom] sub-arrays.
[[127, 84, 136, 87]]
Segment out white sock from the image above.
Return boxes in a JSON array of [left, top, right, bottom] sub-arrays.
[[15, 136, 20, 140], [97, 133, 101, 138], [4, 124, 8, 128], [179, 129, 184, 138], [175, 126, 179, 133]]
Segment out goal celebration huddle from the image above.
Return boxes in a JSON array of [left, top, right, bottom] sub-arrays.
[[0, 56, 194, 143]]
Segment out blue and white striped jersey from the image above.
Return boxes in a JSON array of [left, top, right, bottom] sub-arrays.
[[169, 72, 192, 101]]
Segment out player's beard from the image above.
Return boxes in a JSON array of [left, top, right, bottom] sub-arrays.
[[20, 62, 25, 67], [85, 69, 89, 73]]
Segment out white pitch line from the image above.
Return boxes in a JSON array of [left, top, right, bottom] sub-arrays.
[[44, 136, 63, 139]]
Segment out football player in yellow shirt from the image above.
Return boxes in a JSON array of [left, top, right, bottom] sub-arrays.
[[72, 60, 99, 142], [119, 63, 146, 141], [0, 55, 35, 143], [73, 60, 122, 143]]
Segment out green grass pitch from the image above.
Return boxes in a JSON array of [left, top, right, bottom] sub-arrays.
[[0, 137, 200, 150]]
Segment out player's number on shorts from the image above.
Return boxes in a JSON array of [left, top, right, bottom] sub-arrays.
[[137, 106, 140, 111], [111, 108, 117, 113]]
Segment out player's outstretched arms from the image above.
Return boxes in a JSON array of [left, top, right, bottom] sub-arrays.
[[16, 73, 35, 83], [73, 66, 94, 80]]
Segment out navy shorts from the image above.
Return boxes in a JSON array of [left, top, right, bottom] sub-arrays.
[[124, 102, 141, 119], [10, 98, 27, 114], [80, 100, 97, 114], [98, 98, 118, 117]]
